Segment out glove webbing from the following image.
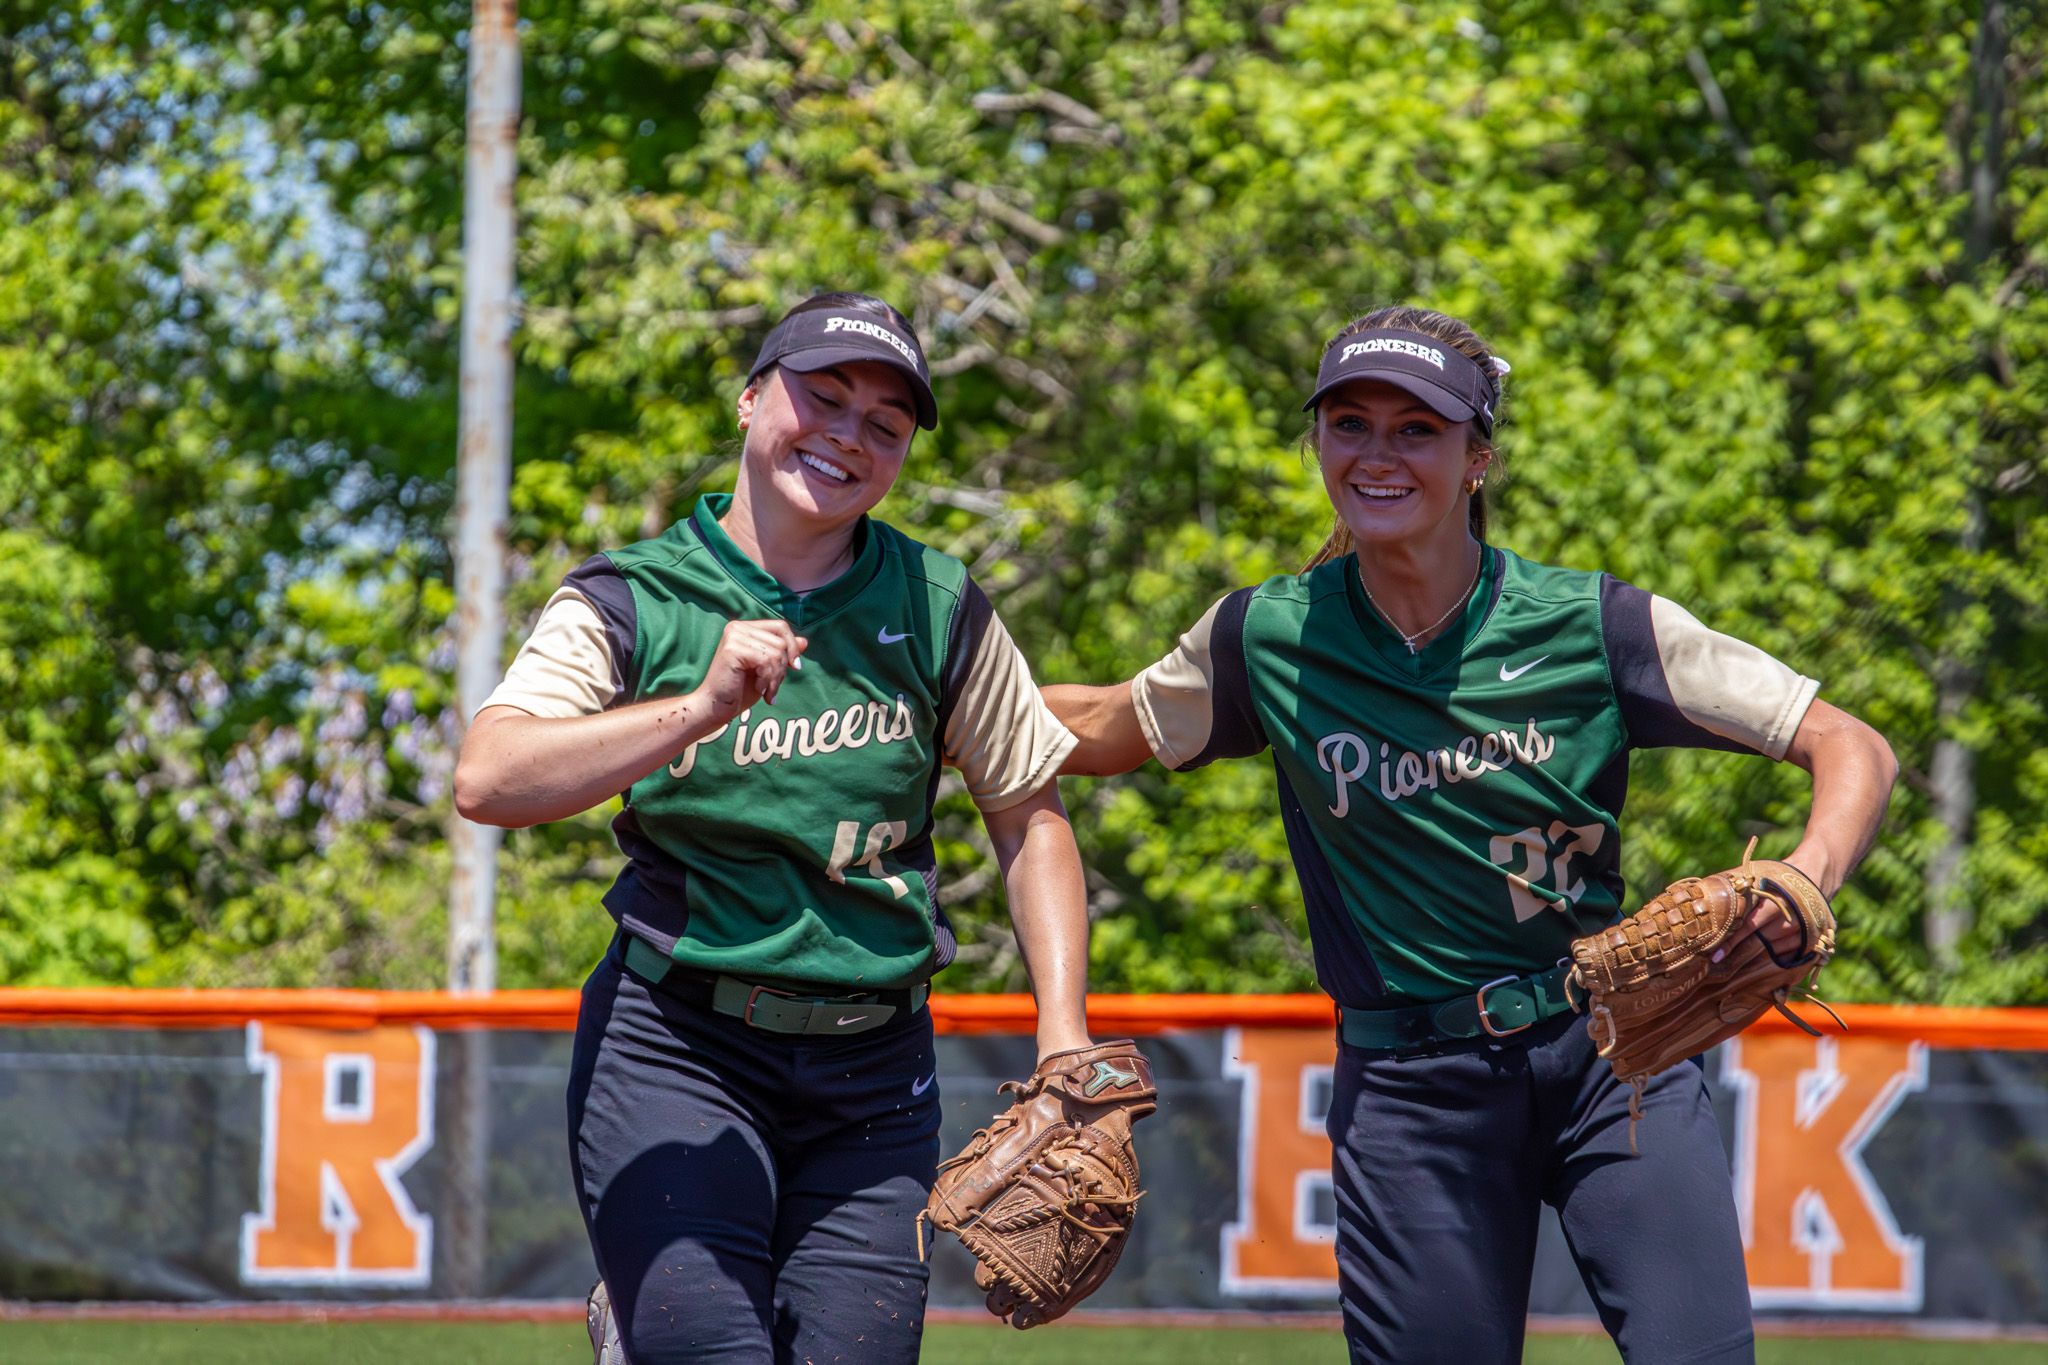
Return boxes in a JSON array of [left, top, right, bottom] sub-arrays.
[[917, 1130, 1142, 1261], [1596, 840, 1847, 1154]]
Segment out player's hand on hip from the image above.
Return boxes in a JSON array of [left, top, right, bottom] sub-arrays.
[[693, 618, 807, 724]]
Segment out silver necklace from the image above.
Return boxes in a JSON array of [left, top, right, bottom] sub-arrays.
[[1360, 554, 1482, 654]]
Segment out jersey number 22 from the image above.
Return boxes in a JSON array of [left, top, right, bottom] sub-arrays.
[[1488, 821, 1605, 922]]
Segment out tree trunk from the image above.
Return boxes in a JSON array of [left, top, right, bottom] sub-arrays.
[[1926, 0, 2006, 970], [1926, 616, 1983, 969]]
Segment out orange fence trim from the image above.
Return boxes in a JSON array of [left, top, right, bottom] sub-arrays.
[[0, 988, 580, 1032], [1743, 1001, 2048, 1051], [0, 988, 1333, 1034], [0, 988, 2045, 1048], [935, 992, 1338, 1035]]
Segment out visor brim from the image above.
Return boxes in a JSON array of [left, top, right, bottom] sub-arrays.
[[772, 344, 938, 430], [1301, 368, 1481, 425]]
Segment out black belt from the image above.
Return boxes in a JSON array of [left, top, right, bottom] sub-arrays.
[[1339, 963, 1579, 1051], [622, 934, 927, 1036]]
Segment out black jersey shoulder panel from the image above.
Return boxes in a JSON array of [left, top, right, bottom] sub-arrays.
[[934, 575, 996, 740], [566, 554, 641, 703], [1178, 585, 1269, 769], [1599, 574, 1754, 754]]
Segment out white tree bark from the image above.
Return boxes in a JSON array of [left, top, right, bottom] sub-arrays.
[[1926, 654, 1981, 969]]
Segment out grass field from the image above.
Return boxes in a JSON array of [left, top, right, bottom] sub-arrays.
[[2, 1321, 2047, 1364]]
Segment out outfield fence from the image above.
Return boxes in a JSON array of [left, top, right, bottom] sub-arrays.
[[1, 990, 2044, 1326]]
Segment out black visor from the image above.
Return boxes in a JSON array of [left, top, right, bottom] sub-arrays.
[[1302, 328, 1498, 436], [749, 305, 937, 430]]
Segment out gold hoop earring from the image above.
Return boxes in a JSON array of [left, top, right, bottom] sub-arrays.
[[1465, 476, 1485, 496]]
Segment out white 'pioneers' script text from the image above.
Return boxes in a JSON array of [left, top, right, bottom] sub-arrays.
[[667, 694, 919, 778], [1315, 719, 1558, 818]]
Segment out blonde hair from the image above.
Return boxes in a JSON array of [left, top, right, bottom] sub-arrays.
[[1301, 305, 1507, 572]]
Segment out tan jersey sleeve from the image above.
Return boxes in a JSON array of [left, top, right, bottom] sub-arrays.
[[480, 590, 620, 719], [1647, 595, 1819, 760], [942, 608, 1077, 813], [1129, 589, 1269, 771], [1131, 598, 1226, 770]]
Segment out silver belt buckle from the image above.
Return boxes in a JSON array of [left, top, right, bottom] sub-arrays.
[[1476, 975, 1532, 1037]]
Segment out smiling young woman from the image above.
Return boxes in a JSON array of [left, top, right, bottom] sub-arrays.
[[1044, 304, 1897, 1363], [453, 294, 1091, 1364], [1303, 309, 1500, 654]]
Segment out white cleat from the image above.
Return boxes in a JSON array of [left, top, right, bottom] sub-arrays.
[[587, 1280, 629, 1365]]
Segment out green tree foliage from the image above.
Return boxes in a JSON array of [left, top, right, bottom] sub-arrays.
[[0, 5, 396, 981], [5, 0, 2044, 1003]]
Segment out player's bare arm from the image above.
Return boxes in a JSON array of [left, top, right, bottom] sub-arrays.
[[1732, 697, 1897, 956], [453, 616, 806, 828], [1042, 680, 1151, 776], [982, 779, 1092, 1060], [1779, 698, 1897, 898]]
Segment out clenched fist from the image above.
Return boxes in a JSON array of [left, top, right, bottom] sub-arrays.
[[690, 618, 808, 727]]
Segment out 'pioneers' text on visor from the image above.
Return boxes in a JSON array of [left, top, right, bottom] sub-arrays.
[[822, 315, 918, 367], [1338, 337, 1446, 370]]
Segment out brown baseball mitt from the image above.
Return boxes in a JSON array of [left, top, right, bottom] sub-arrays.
[[1568, 838, 1839, 1135], [920, 1040, 1156, 1329]]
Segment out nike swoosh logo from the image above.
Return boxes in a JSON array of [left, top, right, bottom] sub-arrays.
[[836, 1015, 869, 1028], [911, 1072, 936, 1096], [877, 627, 910, 644], [1499, 655, 1549, 683]]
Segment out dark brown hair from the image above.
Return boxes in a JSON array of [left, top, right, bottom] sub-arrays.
[[1302, 305, 1507, 572]]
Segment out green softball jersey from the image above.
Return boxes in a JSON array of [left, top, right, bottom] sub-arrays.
[[1131, 548, 1819, 1008], [482, 494, 1075, 993]]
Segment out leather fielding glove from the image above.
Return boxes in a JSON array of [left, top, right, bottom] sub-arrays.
[[1568, 838, 1838, 1146], [921, 1040, 1156, 1328]]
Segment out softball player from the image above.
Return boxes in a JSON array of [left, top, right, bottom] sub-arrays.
[[453, 293, 1090, 1363], [1046, 305, 1896, 1363]]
